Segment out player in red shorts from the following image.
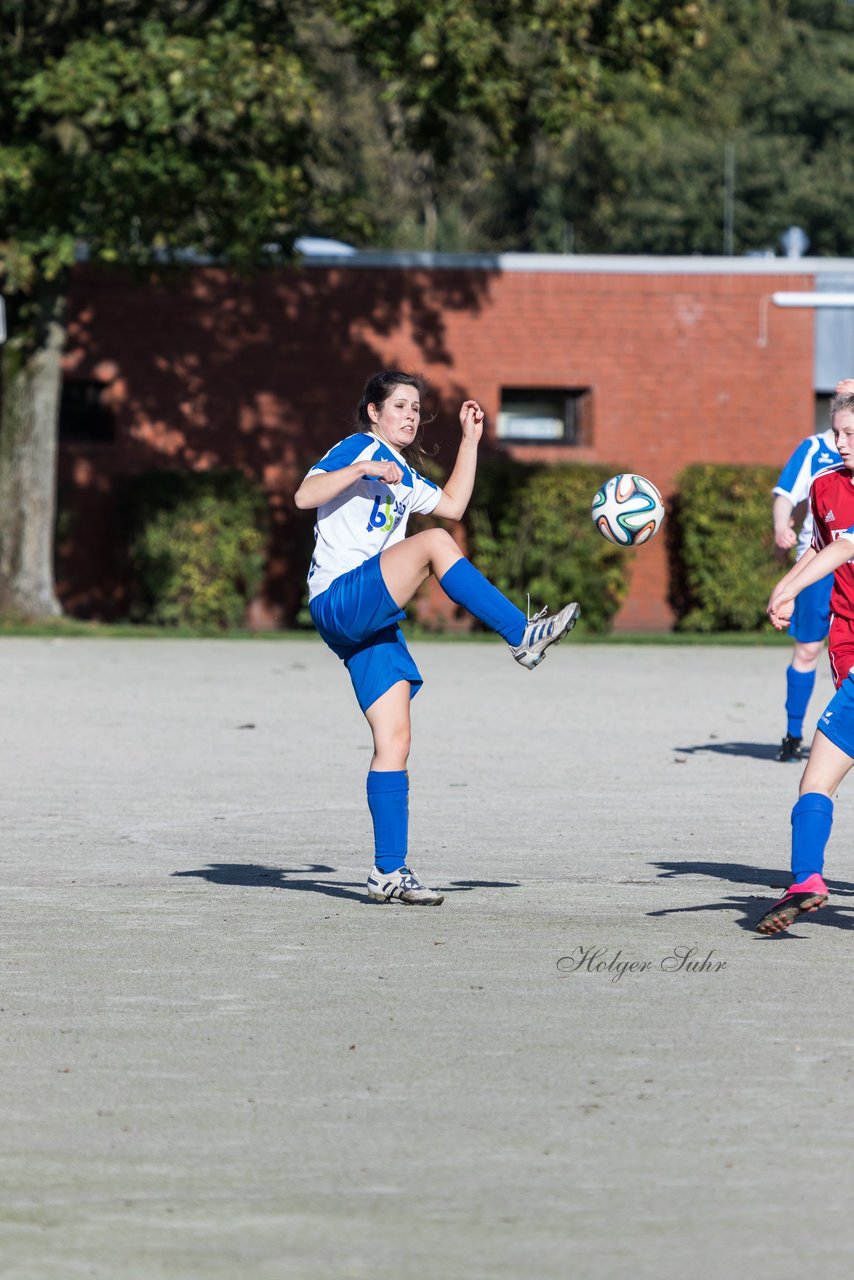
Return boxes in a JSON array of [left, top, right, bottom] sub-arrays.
[[758, 383, 854, 933]]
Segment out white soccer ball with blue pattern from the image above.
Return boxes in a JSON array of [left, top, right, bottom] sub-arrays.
[[591, 474, 665, 546]]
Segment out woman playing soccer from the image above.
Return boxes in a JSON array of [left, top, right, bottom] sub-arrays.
[[294, 370, 579, 906], [759, 384, 854, 934]]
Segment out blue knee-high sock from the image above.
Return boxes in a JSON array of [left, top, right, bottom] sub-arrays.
[[786, 666, 816, 739], [367, 770, 409, 873], [438, 558, 526, 646], [791, 792, 833, 883]]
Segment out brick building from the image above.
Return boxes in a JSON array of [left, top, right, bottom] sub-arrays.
[[60, 253, 854, 629]]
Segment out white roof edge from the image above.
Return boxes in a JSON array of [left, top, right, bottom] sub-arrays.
[[301, 250, 854, 276]]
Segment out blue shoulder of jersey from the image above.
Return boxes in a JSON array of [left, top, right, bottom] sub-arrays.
[[313, 433, 375, 472], [312, 434, 437, 492], [812, 443, 842, 473], [776, 437, 815, 490]]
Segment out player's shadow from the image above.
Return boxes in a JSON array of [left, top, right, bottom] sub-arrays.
[[649, 859, 854, 934], [652, 858, 854, 897], [172, 863, 519, 903], [648, 894, 854, 935], [674, 741, 785, 761]]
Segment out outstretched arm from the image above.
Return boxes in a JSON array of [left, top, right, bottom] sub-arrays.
[[432, 400, 484, 521], [768, 540, 854, 628]]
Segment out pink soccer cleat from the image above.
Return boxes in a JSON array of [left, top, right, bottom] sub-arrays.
[[755, 873, 829, 935]]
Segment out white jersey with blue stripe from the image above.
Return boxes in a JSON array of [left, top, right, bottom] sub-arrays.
[[304, 432, 443, 600], [773, 429, 841, 559]]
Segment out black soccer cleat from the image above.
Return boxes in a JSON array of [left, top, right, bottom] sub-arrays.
[[776, 734, 803, 763]]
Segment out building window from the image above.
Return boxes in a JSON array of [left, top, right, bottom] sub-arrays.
[[496, 387, 591, 445], [59, 378, 116, 443], [815, 394, 833, 435]]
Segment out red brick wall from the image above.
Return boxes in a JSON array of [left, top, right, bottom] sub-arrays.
[[61, 262, 814, 628]]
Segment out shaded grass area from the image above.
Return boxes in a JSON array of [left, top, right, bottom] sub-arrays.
[[0, 617, 794, 645]]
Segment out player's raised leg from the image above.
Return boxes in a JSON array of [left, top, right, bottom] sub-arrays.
[[379, 528, 580, 669], [363, 680, 444, 906]]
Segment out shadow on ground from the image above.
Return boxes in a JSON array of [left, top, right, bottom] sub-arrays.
[[674, 741, 797, 761], [649, 858, 854, 935], [172, 863, 519, 903]]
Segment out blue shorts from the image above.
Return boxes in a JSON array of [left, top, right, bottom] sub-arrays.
[[817, 673, 854, 758], [309, 554, 422, 714], [790, 574, 832, 644]]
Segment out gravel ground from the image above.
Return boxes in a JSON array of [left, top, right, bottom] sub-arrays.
[[1, 635, 851, 1280]]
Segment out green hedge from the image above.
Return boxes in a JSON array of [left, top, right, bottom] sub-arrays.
[[669, 463, 782, 632], [466, 456, 633, 634], [126, 470, 268, 629], [115, 460, 783, 635]]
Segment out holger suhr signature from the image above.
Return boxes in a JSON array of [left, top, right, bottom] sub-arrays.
[[557, 945, 727, 983]]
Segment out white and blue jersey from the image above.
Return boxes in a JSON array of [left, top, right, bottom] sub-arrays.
[[773, 429, 841, 560], [304, 432, 443, 601]]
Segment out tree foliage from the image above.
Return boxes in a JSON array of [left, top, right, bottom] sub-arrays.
[[473, 0, 854, 256], [310, 0, 854, 258], [329, 0, 705, 153], [324, 0, 708, 249], [0, 0, 709, 324], [0, 1, 326, 343], [669, 464, 782, 632], [126, 469, 268, 630]]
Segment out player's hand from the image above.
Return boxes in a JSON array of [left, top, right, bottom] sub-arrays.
[[459, 399, 484, 442], [836, 378, 854, 397], [357, 458, 403, 485], [767, 605, 793, 630], [774, 525, 797, 552], [767, 588, 794, 630]]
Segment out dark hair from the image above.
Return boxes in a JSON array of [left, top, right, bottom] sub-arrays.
[[356, 370, 435, 472]]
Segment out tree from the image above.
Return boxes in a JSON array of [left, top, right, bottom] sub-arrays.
[[0, 0, 707, 617], [329, 0, 709, 250], [0, 0, 323, 616], [538, 0, 854, 256]]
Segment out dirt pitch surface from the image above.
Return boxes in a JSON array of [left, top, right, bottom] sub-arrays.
[[2, 635, 853, 1279]]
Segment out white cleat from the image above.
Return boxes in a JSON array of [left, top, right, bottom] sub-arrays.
[[510, 601, 580, 670], [366, 865, 445, 906]]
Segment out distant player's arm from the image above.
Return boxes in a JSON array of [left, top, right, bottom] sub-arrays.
[[772, 494, 798, 552]]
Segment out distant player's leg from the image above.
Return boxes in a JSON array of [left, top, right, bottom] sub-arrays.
[[779, 642, 820, 761], [757, 680, 854, 933], [363, 680, 443, 906], [778, 579, 830, 761], [379, 529, 580, 669]]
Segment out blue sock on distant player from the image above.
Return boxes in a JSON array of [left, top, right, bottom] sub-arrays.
[[786, 666, 816, 738], [438, 558, 526, 645], [367, 770, 409, 873], [791, 792, 833, 883]]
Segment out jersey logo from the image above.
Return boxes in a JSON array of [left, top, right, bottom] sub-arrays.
[[367, 493, 406, 532], [818, 452, 836, 465], [826, 509, 836, 522]]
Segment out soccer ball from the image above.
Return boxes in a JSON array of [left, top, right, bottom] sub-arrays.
[[591, 474, 665, 546]]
